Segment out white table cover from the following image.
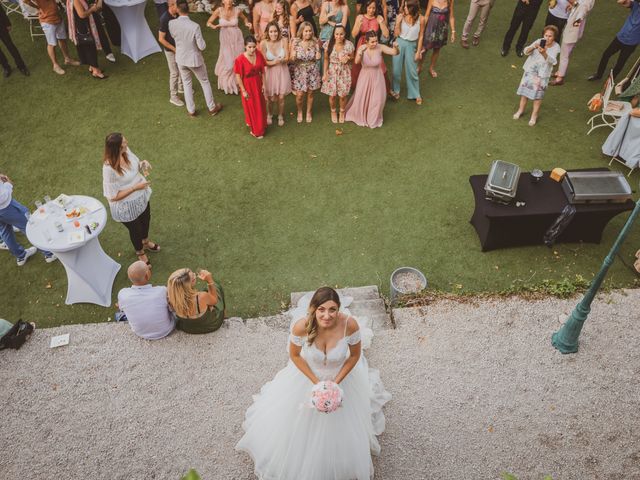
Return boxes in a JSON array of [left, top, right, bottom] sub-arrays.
[[104, 0, 161, 63], [26, 195, 121, 307]]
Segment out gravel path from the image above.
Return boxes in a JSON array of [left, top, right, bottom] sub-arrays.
[[2, 290, 639, 480]]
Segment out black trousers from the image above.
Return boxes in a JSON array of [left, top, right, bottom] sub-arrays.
[[122, 202, 151, 251], [155, 2, 168, 20], [101, 4, 121, 47], [0, 26, 26, 70], [545, 11, 567, 38], [95, 16, 113, 56], [503, 0, 543, 52], [595, 36, 638, 79]]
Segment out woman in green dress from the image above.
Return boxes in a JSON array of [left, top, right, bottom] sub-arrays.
[[167, 268, 226, 334]]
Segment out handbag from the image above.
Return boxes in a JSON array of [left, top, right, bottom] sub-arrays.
[[76, 27, 95, 45]]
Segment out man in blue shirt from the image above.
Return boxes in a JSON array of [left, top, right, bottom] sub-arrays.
[[589, 0, 640, 81]]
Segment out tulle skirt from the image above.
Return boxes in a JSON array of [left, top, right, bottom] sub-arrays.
[[236, 352, 390, 479]]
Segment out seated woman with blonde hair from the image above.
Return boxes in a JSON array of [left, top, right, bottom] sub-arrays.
[[167, 268, 226, 334]]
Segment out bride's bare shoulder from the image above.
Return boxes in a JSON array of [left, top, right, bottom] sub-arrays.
[[291, 318, 307, 336]]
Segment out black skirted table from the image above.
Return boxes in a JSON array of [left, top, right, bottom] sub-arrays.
[[469, 168, 635, 252]]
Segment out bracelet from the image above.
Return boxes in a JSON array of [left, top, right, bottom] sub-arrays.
[[207, 282, 214, 286]]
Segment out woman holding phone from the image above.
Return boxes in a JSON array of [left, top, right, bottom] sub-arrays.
[[513, 25, 560, 126]]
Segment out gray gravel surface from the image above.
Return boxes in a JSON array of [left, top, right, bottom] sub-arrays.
[[2, 290, 639, 480]]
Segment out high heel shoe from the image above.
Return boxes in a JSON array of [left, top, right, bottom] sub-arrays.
[[339, 109, 345, 124], [330, 108, 337, 123], [297, 111, 303, 123], [306, 112, 312, 123]]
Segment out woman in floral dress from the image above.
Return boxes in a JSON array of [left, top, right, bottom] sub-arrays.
[[321, 25, 354, 123], [419, 0, 455, 78], [290, 21, 322, 123], [513, 25, 560, 126]]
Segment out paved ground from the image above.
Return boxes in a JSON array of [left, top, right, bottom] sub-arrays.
[[1, 290, 639, 480]]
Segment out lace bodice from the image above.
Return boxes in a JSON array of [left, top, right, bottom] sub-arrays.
[[290, 330, 361, 381]]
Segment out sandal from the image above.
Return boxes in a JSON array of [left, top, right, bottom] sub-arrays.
[[143, 240, 161, 252], [306, 112, 312, 123], [266, 115, 273, 125], [297, 111, 303, 123], [390, 91, 400, 100], [416, 97, 423, 105], [339, 109, 345, 124], [278, 115, 284, 126], [330, 108, 337, 123], [429, 68, 438, 78]]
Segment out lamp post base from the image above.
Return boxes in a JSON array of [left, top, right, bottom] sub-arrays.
[[551, 329, 580, 354]]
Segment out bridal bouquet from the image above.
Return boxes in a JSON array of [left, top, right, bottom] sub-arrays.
[[310, 381, 343, 414]]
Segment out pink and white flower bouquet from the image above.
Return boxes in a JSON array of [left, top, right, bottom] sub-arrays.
[[310, 381, 343, 414]]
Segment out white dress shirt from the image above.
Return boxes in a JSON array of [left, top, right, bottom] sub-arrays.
[[118, 284, 175, 340], [0, 181, 13, 209]]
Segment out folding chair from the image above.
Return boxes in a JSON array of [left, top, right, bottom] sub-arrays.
[[587, 71, 633, 135], [18, 0, 44, 41], [615, 56, 640, 96], [1, 0, 22, 16]]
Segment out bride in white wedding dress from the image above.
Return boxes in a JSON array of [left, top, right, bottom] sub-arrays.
[[236, 287, 391, 480]]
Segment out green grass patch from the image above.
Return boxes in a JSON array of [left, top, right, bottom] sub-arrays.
[[1, 2, 638, 328]]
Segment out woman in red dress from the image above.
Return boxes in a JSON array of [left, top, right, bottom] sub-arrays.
[[234, 35, 268, 138]]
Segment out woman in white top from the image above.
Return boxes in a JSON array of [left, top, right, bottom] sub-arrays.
[[391, 0, 425, 104], [102, 133, 158, 265], [513, 25, 561, 126], [545, 0, 574, 38]]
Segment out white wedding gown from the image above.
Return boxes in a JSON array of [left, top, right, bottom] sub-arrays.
[[236, 293, 392, 480]]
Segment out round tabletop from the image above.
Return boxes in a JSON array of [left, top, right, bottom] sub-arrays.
[[26, 195, 108, 253], [103, 0, 147, 7]]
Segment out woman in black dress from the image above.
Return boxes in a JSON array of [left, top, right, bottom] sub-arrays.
[[290, 0, 318, 38], [68, 0, 107, 79]]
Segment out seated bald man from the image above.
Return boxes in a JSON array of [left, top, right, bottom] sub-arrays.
[[117, 261, 175, 340]]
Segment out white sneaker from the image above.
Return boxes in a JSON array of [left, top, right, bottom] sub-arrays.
[[17, 246, 37, 266], [0, 241, 8, 250], [170, 96, 185, 107], [44, 253, 58, 263], [106, 53, 116, 63]]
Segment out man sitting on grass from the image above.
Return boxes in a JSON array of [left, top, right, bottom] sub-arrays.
[[117, 261, 175, 340]]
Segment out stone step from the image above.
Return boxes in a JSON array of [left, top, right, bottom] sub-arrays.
[[290, 285, 380, 306]]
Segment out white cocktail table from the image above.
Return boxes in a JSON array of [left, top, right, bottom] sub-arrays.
[[104, 0, 161, 63], [26, 195, 121, 307]]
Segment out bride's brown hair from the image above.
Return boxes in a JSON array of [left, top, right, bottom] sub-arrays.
[[306, 287, 341, 346]]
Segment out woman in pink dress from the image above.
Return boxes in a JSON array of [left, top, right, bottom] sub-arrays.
[[345, 31, 399, 128], [208, 0, 251, 95], [261, 22, 292, 126], [253, 0, 275, 41], [351, 0, 389, 86], [234, 36, 268, 138]]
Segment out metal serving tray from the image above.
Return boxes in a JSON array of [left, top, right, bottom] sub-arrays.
[[561, 171, 633, 204], [485, 160, 520, 204]]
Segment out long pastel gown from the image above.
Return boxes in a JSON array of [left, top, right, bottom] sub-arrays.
[[236, 292, 391, 480], [215, 9, 245, 95], [234, 51, 268, 137], [345, 46, 387, 128]]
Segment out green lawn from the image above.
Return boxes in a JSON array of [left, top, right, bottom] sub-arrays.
[[1, 1, 638, 328]]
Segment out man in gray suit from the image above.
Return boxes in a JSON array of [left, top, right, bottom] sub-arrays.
[[169, 1, 223, 117]]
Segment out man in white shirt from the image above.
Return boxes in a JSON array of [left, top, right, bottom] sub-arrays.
[[117, 261, 175, 340], [169, 0, 223, 117], [0, 173, 57, 266]]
